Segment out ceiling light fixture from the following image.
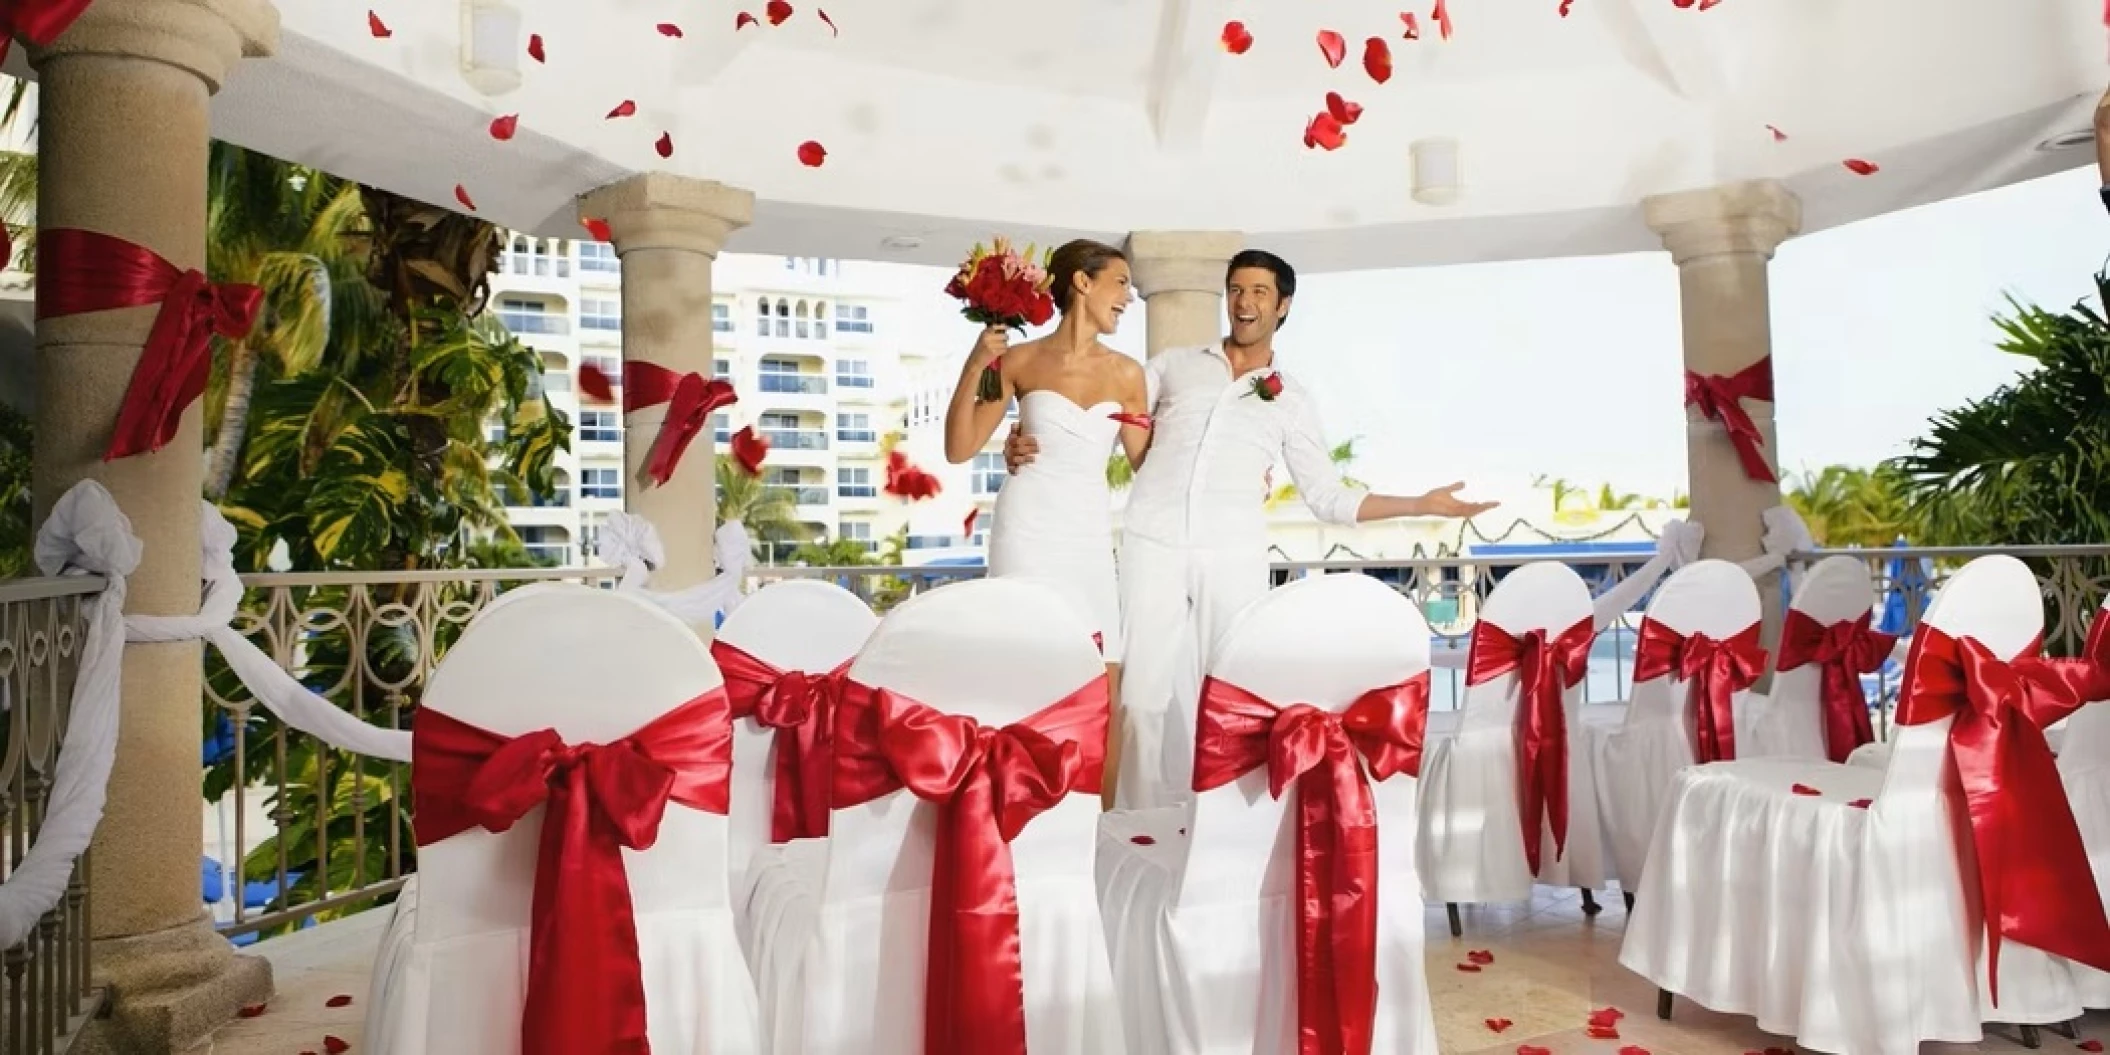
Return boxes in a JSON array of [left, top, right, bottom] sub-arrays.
[[2036, 128, 2096, 153], [461, 0, 524, 96], [879, 235, 924, 251], [1410, 138, 1462, 206]]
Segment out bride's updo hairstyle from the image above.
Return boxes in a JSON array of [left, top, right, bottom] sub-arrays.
[[1046, 239, 1127, 313]]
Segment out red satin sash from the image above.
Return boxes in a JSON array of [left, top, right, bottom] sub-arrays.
[[0, 0, 92, 64], [1632, 620, 1766, 764], [412, 691, 734, 1055], [1893, 621, 2110, 1003], [1683, 357, 1776, 483], [710, 639, 846, 843], [624, 361, 737, 487], [1466, 617, 1592, 874], [831, 675, 1109, 1055], [1776, 609, 1896, 763], [1190, 673, 1430, 1055], [36, 228, 262, 461]]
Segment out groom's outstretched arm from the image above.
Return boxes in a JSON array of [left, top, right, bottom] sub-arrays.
[[1281, 391, 1497, 523]]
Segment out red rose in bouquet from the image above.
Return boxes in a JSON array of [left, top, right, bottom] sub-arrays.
[[945, 237, 1055, 402]]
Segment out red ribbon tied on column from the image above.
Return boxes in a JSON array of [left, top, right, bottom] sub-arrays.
[[1465, 617, 1592, 875], [710, 639, 846, 843], [411, 691, 734, 1055], [36, 228, 262, 461], [1893, 620, 2110, 1004], [832, 675, 1109, 1055], [1632, 619, 1766, 764], [0, 0, 93, 64], [1190, 673, 1431, 1055], [624, 361, 736, 488], [1776, 610, 1896, 763], [1683, 357, 1776, 484]]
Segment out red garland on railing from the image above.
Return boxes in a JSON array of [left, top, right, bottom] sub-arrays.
[[36, 228, 262, 461], [0, 0, 94, 65], [1683, 357, 1776, 484]]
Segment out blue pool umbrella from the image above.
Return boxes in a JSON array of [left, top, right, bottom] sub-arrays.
[[1878, 537, 1928, 637]]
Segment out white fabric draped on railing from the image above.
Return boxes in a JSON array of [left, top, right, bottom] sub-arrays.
[[594, 512, 751, 626], [1590, 518, 1702, 630]]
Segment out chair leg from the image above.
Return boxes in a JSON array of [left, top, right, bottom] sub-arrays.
[[1446, 903, 1462, 938], [1656, 988, 1673, 1021], [2052, 1020, 2081, 1040], [1623, 890, 1636, 912], [2018, 1023, 2041, 1049], [1579, 888, 1602, 915]]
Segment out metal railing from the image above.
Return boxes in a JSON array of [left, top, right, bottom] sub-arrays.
[[758, 374, 828, 395], [497, 312, 571, 336], [759, 428, 828, 451], [2, 576, 108, 1054], [766, 486, 831, 506], [203, 544, 2110, 938]]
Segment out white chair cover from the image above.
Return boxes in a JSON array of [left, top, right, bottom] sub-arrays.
[[743, 578, 1122, 1055], [1620, 555, 2103, 1054], [1741, 555, 1883, 760], [1419, 561, 1607, 904], [1585, 559, 1763, 891], [2057, 601, 2110, 1007], [363, 584, 763, 1054], [712, 580, 877, 918], [1096, 572, 1439, 1055]]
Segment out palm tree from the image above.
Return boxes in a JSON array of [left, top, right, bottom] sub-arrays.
[[715, 455, 808, 558], [0, 77, 36, 272], [1784, 465, 1913, 548]]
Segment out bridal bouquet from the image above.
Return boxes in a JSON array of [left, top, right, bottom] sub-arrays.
[[944, 237, 1055, 402]]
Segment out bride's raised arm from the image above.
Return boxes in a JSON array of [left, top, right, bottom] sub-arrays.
[[943, 324, 1020, 463]]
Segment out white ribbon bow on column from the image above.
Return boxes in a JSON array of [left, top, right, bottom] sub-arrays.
[[595, 511, 751, 626]]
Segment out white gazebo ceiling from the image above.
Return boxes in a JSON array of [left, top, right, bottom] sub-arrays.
[[189, 0, 2103, 271]]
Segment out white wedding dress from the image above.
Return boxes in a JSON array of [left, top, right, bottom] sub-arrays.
[[988, 389, 1124, 659]]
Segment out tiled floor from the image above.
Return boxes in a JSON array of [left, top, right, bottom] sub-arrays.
[[213, 888, 2100, 1054]]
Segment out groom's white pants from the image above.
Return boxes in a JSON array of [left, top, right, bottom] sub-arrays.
[[1115, 532, 1270, 809]]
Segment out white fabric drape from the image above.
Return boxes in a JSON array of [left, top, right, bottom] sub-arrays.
[[597, 512, 751, 626], [1590, 518, 1701, 631]]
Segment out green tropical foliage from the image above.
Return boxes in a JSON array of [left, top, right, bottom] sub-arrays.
[[717, 454, 810, 559], [1782, 465, 1915, 548]]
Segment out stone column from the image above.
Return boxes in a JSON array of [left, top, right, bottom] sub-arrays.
[[1126, 231, 1243, 359], [28, 0, 277, 1050], [1644, 180, 1802, 637], [577, 174, 753, 592]]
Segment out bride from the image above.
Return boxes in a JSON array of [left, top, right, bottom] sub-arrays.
[[943, 238, 1147, 802]]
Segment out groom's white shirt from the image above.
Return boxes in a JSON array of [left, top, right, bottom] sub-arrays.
[[1126, 343, 1368, 548]]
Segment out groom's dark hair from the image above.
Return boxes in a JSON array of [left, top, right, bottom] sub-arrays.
[[1225, 249, 1296, 328]]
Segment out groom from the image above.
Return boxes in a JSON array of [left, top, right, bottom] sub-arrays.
[[1005, 249, 1495, 808]]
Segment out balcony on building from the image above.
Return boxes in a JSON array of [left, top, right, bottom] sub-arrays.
[[496, 294, 573, 343], [757, 409, 830, 461], [576, 239, 621, 284], [495, 235, 575, 295], [762, 467, 833, 516], [577, 294, 623, 345]]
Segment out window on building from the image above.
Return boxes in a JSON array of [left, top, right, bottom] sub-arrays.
[[712, 413, 729, 441], [834, 303, 874, 334], [499, 297, 545, 314], [837, 466, 875, 498], [759, 412, 801, 429], [714, 358, 730, 378], [842, 520, 871, 540], [579, 241, 618, 272], [763, 467, 801, 486], [580, 354, 620, 398], [712, 303, 732, 333], [836, 413, 874, 443], [581, 297, 621, 332], [971, 452, 1006, 495], [580, 467, 622, 500], [758, 357, 796, 374], [579, 410, 621, 443], [774, 299, 791, 338], [794, 300, 811, 340], [756, 297, 772, 336], [812, 301, 829, 339], [836, 359, 873, 388]]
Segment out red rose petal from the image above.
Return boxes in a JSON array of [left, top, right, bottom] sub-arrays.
[[367, 10, 391, 38], [1619, 1047, 1652, 1055], [325, 994, 353, 1008], [1791, 783, 1821, 796], [1220, 20, 1254, 54], [736, 11, 759, 29], [527, 33, 544, 62], [1674, 0, 1694, 7], [766, 0, 793, 26], [818, 8, 838, 35], [1699, 0, 1724, 8], [1325, 91, 1363, 126], [1848, 798, 1872, 809], [1520, 1047, 1553, 1055], [1456, 962, 1483, 972], [1400, 11, 1421, 39], [1588, 1007, 1626, 1027], [1587, 1026, 1622, 1040], [1844, 158, 1880, 175], [238, 1003, 267, 1018], [324, 1038, 350, 1055], [797, 140, 828, 167], [1467, 949, 1494, 964], [731, 427, 770, 476], [488, 114, 518, 141], [1766, 124, 1788, 141], [1559, 0, 1575, 15], [963, 508, 979, 536], [1129, 834, 1155, 845], [583, 218, 612, 242], [1361, 38, 1392, 84], [656, 22, 683, 37], [1434, 0, 1453, 39], [1316, 29, 1346, 68], [2080, 1041, 2104, 1053], [1303, 111, 1346, 151], [656, 132, 674, 158], [453, 184, 476, 211], [578, 363, 615, 402], [1485, 1018, 1514, 1032], [607, 99, 637, 119]]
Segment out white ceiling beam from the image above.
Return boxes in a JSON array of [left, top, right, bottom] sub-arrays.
[[1146, 0, 1235, 151], [671, 22, 764, 86], [1599, 0, 1732, 102]]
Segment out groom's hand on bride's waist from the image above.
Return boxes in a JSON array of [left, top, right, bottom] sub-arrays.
[[1004, 423, 1039, 473]]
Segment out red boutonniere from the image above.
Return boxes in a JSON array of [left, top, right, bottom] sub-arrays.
[[1246, 372, 1285, 402]]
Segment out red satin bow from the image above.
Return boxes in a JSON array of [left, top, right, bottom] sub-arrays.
[[832, 676, 1109, 1055], [1894, 623, 2110, 1003], [1633, 620, 1766, 764], [1776, 610, 1896, 763], [412, 691, 734, 1055], [1466, 617, 1592, 874], [0, 0, 92, 64], [36, 228, 262, 461], [625, 361, 736, 488], [710, 639, 846, 843], [1190, 673, 1430, 1055], [1684, 358, 1776, 483]]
